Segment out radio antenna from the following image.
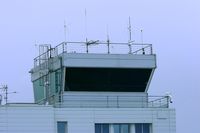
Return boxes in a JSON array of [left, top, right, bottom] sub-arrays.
[[106, 25, 110, 54], [84, 9, 89, 53], [141, 29, 143, 44], [0, 85, 17, 104], [85, 9, 88, 42], [128, 16, 133, 54], [128, 16, 132, 41], [64, 20, 67, 42]]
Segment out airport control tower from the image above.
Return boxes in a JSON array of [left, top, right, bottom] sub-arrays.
[[30, 41, 157, 106], [0, 40, 175, 133], [28, 41, 175, 133]]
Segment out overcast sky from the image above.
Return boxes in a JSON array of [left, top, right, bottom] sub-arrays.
[[0, 0, 200, 132]]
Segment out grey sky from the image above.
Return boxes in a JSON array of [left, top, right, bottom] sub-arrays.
[[0, 0, 200, 132]]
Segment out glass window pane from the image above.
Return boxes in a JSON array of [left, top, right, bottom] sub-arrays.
[[102, 124, 109, 133], [143, 124, 150, 133], [121, 124, 129, 133], [113, 124, 120, 133], [135, 124, 142, 133], [95, 124, 101, 133], [57, 122, 67, 133]]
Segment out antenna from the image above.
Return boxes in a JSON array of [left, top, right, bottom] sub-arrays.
[[128, 16, 133, 54], [84, 9, 87, 36], [0, 85, 17, 104], [106, 25, 110, 54], [141, 29, 143, 44], [0, 85, 8, 104], [84, 8, 89, 53], [34, 41, 39, 58], [64, 20, 67, 42], [128, 16, 132, 41]]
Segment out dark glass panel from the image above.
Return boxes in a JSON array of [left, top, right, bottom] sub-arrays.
[[95, 124, 101, 133], [57, 122, 67, 133], [121, 124, 129, 133], [113, 124, 120, 133], [102, 124, 109, 133], [143, 123, 150, 133], [135, 123, 142, 133], [65, 68, 152, 92]]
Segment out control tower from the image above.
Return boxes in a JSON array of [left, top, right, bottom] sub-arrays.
[[0, 41, 175, 133], [30, 41, 157, 106]]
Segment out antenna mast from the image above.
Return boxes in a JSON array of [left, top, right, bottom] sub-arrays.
[[128, 16, 132, 41], [85, 9, 89, 53], [0, 85, 8, 104], [128, 16, 133, 54], [64, 20, 67, 42], [0, 85, 16, 104], [141, 29, 143, 44], [106, 25, 110, 54]]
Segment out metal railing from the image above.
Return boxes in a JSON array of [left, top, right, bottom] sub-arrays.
[[33, 41, 153, 67], [53, 95, 170, 108]]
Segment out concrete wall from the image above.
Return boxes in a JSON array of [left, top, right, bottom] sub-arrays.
[[0, 104, 175, 133], [55, 108, 175, 133], [0, 104, 55, 133]]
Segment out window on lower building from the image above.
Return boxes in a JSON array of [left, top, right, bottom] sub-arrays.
[[95, 123, 151, 133], [95, 124, 109, 133], [57, 121, 67, 133], [95, 124, 129, 133], [135, 123, 150, 133], [113, 124, 129, 133]]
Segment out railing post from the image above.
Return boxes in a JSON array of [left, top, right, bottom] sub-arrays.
[[150, 44, 153, 54], [107, 41, 110, 54], [62, 42, 65, 53], [167, 96, 169, 108]]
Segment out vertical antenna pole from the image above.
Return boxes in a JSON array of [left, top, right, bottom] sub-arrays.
[[64, 20, 67, 53], [0, 85, 8, 104], [5, 85, 8, 104], [128, 16, 132, 41], [128, 16, 132, 54], [106, 25, 110, 54], [141, 29, 143, 44], [85, 9, 88, 53], [64, 20, 67, 42], [140, 29, 145, 54]]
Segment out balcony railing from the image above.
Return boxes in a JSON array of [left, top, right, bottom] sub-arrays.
[[33, 41, 153, 67], [51, 95, 170, 108]]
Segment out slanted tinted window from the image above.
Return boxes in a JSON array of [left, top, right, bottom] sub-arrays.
[[65, 68, 152, 92], [95, 124, 109, 133], [57, 122, 67, 133], [135, 123, 150, 133]]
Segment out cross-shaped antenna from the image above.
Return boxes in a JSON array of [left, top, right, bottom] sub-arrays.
[[0, 85, 8, 104], [0, 85, 17, 104]]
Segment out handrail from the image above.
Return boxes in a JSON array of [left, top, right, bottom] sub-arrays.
[[33, 41, 153, 67], [35, 94, 170, 108]]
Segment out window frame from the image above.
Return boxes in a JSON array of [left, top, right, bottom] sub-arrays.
[[57, 121, 67, 133]]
